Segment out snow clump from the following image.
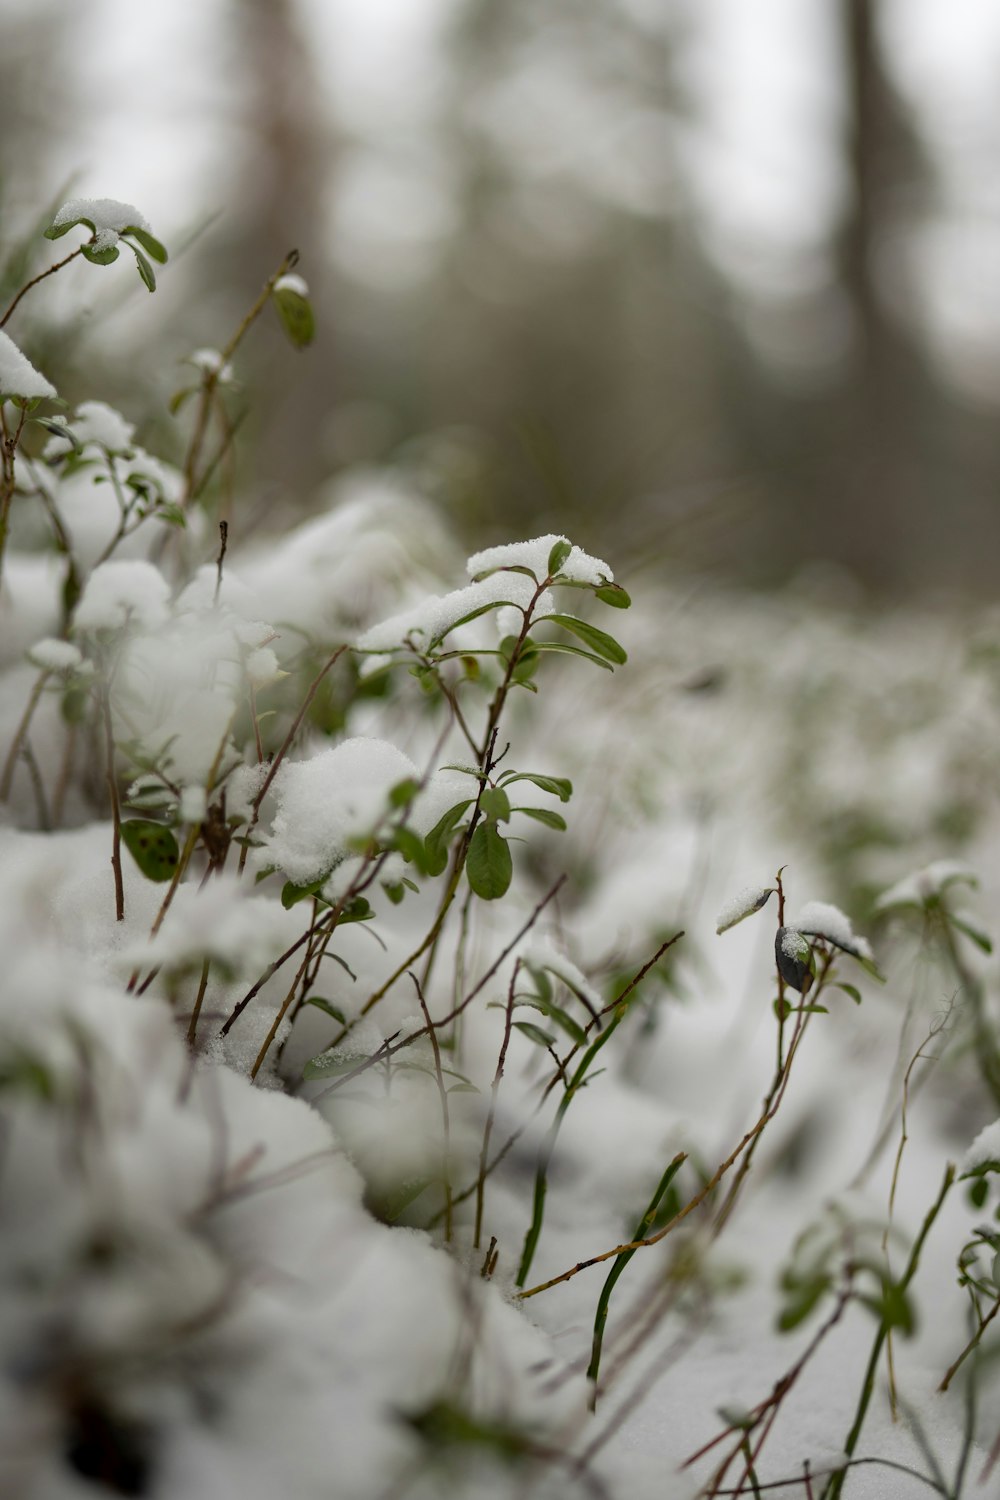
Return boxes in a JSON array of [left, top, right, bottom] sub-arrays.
[[786, 899, 874, 962], [467, 533, 612, 587], [50, 195, 152, 251], [0, 329, 56, 401], [73, 559, 171, 633]]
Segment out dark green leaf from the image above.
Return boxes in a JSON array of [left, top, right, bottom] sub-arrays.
[[120, 819, 180, 882], [466, 822, 513, 900], [775, 928, 812, 994], [951, 914, 993, 954], [777, 1276, 830, 1332], [272, 285, 315, 347], [281, 876, 327, 909], [595, 583, 631, 609], [515, 806, 567, 832], [530, 998, 587, 1046], [129, 244, 156, 292], [338, 896, 373, 923], [126, 227, 167, 263], [389, 777, 419, 808], [424, 799, 472, 874], [542, 613, 627, 665], [497, 771, 572, 803], [531, 639, 612, 671], [513, 1020, 556, 1048], [81, 243, 120, 267], [968, 1178, 990, 1209], [479, 787, 511, 822], [834, 983, 863, 1004], [547, 539, 572, 575]]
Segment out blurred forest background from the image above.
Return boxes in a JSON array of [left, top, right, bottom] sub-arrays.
[[2, 0, 1000, 597]]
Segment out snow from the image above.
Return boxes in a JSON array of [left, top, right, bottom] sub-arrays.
[[715, 881, 776, 934], [261, 737, 420, 886], [25, 637, 82, 673], [50, 194, 152, 251], [358, 567, 555, 652], [875, 858, 979, 912], [467, 533, 613, 586], [523, 936, 604, 1013], [45, 397, 135, 455], [73, 558, 171, 632], [273, 272, 310, 297], [189, 346, 235, 382], [963, 1118, 1000, 1173], [5, 388, 1000, 1496], [787, 898, 874, 962], [0, 329, 56, 401]]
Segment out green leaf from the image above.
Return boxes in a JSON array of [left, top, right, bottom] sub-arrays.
[[968, 1178, 990, 1209], [338, 896, 373, 923], [389, 777, 420, 808], [169, 386, 196, 415], [515, 806, 567, 832], [777, 1276, 830, 1332], [594, 583, 631, 609], [529, 997, 587, 1046], [542, 613, 627, 665], [530, 639, 613, 671], [120, 819, 180, 882], [44, 220, 74, 240], [281, 876, 327, 909], [547, 539, 572, 575], [81, 243, 120, 267], [305, 996, 348, 1025], [127, 227, 168, 263], [834, 983, 863, 1004], [466, 822, 513, 900], [497, 771, 572, 803], [950, 913, 993, 954], [424, 799, 472, 874], [129, 243, 156, 292], [513, 1020, 556, 1048], [272, 285, 315, 348], [479, 787, 511, 822]]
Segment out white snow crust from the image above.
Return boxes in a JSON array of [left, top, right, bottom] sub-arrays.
[[0, 329, 56, 400], [73, 559, 171, 633], [25, 637, 82, 673], [787, 899, 874, 962], [51, 195, 151, 250], [467, 533, 613, 586], [716, 881, 776, 934]]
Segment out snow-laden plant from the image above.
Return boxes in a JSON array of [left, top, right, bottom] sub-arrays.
[[5, 193, 1000, 1500]]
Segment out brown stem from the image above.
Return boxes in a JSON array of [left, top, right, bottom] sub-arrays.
[[474, 960, 519, 1250], [0, 244, 84, 329], [0, 668, 50, 799]]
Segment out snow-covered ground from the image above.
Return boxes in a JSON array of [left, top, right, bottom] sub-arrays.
[[3, 289, 1000, 1498]]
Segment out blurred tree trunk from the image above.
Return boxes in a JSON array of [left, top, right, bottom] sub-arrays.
[[826, 0, 939, 584]]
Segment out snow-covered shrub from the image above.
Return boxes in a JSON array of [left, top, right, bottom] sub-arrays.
[[2, 197, 1000, 1500]]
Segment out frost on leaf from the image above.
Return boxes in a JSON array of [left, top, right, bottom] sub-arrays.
[[962, 1119, 1000, 1178], [716, 883, 776, 935], [357, 569, 553, 654], [0, 330, 56, 401], [44, 399, 135, 458], [787, 900, 874, 965], [467, 534, 613, 588]]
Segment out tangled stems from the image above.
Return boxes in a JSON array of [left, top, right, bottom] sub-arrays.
[[516, 975, 819, 1302]]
